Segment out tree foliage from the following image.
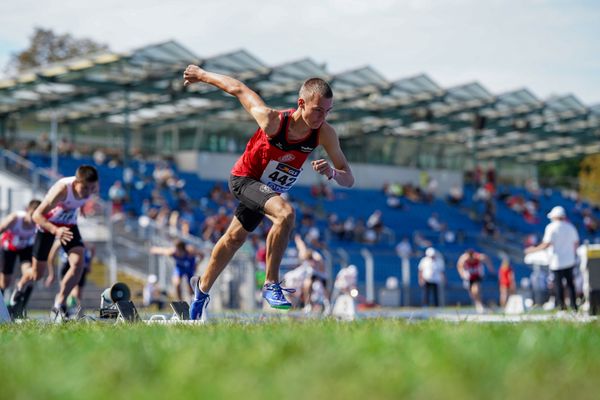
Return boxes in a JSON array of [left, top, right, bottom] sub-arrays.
[[579, 154, 600, 205], [6, 27, 109, 73], [537, 157, 582, 187]]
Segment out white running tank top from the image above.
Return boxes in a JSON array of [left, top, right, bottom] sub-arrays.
[[1, 211, 36, 250], [42, 176, 89, 229]]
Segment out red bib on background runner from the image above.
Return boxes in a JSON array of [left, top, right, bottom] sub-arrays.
[[231, 110, 319, 193], [0, 211, 35, 251]]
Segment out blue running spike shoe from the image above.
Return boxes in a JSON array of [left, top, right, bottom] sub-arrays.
[[262, 281, 296, 309], [189, 276, 210, 320]]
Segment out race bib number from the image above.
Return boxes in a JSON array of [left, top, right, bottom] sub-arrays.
[[49, 208, 78, 225], [260, 161, 302, 193]]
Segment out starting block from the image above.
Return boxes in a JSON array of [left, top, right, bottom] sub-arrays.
[[115, 300, 140, 322], [145, 302, 204, 324], [170, 301, 190, 321]]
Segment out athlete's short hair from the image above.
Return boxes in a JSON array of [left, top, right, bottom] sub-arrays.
[[175, 240, 186, 252], [27, 199, 41, 211], [299, 78, 333, 101], [76, 165, 99, 183]]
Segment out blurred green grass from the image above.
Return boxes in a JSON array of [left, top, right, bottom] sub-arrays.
[[1, 319, 600, 400]]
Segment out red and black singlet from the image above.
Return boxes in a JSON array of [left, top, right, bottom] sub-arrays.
[[231, 110, 319, 193]]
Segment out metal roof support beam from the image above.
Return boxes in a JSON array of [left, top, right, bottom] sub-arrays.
[[123, 89, 131, 169], [50, 111, 58, 176], [68, 121, 76, 146], [0, 115, 6, 141]]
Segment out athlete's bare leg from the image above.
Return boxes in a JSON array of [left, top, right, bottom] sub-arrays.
[[17, 258, 47, 289], [54, 247, 84, 306], [71, 285, 82, 306], [0, 273, 10, 292], [470, 282, 484, 312], [500, 286, 508, 307], [263, 196, 295, 284], [199, 217, 249, 293]]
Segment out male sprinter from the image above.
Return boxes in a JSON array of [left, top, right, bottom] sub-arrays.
[[183, 65, 354, 320], [11, 165, 99, 321], [457, 249, 495, 313], [0, 199, 41, 296]]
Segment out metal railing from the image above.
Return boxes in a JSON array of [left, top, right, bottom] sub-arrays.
[[1, 148, 261, 310]]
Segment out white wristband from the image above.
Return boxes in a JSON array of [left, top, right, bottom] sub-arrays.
[[328, 169, 336, 181]]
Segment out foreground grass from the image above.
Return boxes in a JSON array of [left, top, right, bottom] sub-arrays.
[[1, 319, 600, 400]]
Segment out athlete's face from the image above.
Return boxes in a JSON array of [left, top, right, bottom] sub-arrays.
[[299, 95, 333, 129], [74, 180, 99, 198]]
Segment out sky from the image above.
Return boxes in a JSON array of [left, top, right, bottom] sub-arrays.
[[1, 0, 599, 104]]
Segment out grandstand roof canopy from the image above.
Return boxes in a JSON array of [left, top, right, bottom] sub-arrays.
[[1, 40, 599, 164]]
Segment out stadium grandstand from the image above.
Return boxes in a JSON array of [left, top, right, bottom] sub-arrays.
[[1, 40, 600, 312]]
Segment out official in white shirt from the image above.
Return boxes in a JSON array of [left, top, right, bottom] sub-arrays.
[[418, 247, 445, 307], [526, 206, 580, 311]]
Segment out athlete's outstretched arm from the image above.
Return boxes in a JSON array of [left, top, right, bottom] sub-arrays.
[[183, 65, 280, 135], [315, 124, 355, 188], [0, 213, 17, 234], [149, 246, 175, 257], [481, 254, 496, 274], [456, 255, 467, 279]]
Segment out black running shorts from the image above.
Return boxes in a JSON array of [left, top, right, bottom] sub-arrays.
[[0, 246, 33, 275], [228, 175, 278, 232], [32, 226, 84, 262]]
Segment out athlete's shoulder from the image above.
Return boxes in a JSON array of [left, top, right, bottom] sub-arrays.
[[1, 212, 18, 226], [316, 121, 337, 142], [46, 179, 69, 201], [261, 107, 285, 137]]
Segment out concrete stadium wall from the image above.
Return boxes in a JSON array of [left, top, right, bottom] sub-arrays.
[[175, 151, 463, 194], [0, 170, 39, 217]]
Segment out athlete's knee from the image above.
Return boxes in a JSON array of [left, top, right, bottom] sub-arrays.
[[273, 203, 295, 228], [225, 229, 248, 249], [31, 269, 42, 281]]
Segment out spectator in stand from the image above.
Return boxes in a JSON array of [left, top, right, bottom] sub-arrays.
[[310, 182, 334, 200], [366, 209, 389, 242], [178, 203, 197, 236], [427, 212, 442, 232], [108, 180, 128, 217], [583, 210, 598, 234], [482, 214, 498, 238], [486, 165, 496, 186], [342, 216, 355, 241], [425, 178, 438, 203], [418, 247, 445, 307], [93, 149, 106, 165], [327, 213, 345, 240], [153, 161, 175, 188], [448, 184, 464, 205], [413, 231, 433, 250], [395, 236, 412, 260], [354, 219, 366, 244]]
